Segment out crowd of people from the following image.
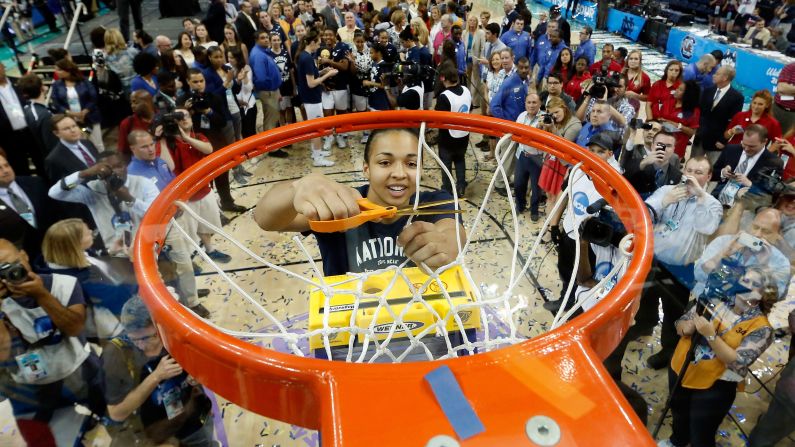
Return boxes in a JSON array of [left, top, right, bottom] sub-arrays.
[[0, 0, 793, 445], [707, 0, 795, 55]]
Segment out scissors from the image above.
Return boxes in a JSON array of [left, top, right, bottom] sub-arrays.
[[308, 198, 463, 233]]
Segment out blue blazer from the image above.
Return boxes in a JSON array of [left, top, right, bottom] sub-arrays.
[[50, 80, 101, 126]]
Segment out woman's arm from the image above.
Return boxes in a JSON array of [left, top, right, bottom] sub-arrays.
[[306, 68, 338, 88]]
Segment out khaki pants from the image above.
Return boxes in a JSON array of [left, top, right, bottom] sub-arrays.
[[259, 90, 280, 132], [494, 143, 517, 189]]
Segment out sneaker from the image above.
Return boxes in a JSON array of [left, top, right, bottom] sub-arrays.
[[531, 213, 540, 223], [336, 134, 347, 148], [189, 303, 211, 318], [316, 149, 332, 156], [268, 149, 289, 158], [206, 249, 232, 263], [646, 351, 672, 370], [322, 136, 333, 151], [197, 288, 210, 298], [456, 184, 467, 197], [495, 186, 508, 197], [312, 155, 335, 167], [241, 169, 254, 177], [232, 169, 248, 185], [192, 262, 202, 276], [360, 132, 370, 144]]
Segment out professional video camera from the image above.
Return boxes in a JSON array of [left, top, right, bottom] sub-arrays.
[[0, 262, 29, 284], [389, 61, 435, 83], [629, 118, 654, 130], [578, 199, 627, 247], [157, 111, 185, 138], [588, 72, 621, 99], [187, 90, 210, 111], [756, 168, 794, 196], [105, 172, 126, 191]]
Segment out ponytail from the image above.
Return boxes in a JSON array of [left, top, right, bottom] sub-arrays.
[[294, 29, 320, 65]]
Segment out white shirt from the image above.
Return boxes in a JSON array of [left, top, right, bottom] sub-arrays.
[[48, 172, 159, 256], [712, 84, 730, 108], [0, 181, 36, 228], [515, 110, 543, 155], [60, 139, 96, 166], [0, 82, 27, 130]]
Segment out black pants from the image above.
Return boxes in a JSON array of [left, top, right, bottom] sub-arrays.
[[116, 0, 143, 42], [514, 152, 543, 214], [34, 353, 106, 421], [634, 260, 692, 354], [667, 368, 737, 447], [438, 136, 468, 193], [206, 126, 235, 205], [33, 0, 59, 32], [748, 360, 795, 446]]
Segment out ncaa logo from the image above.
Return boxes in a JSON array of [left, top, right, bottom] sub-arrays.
[[594, 261, 613, 280], [458, 105, 469, 113], [572, 191, 589, 216], [680, 35, 696, 59]]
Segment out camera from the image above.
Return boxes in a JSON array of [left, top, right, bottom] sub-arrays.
[[158, 111, 185, 138], [390, 61, 434, 83], [629, 118, 653, 130], [106, 172, 125, 191], [655, 142, 667, 152], [541, 113, 553, 125], [188, 91, 209, 111], [755, 169, 793, 196], [578, 199, 627, 247], [737, 232, 764, 251], [588, 72, 620, 99], [0, 262, 28, 284]]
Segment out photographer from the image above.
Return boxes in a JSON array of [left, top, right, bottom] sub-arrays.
[[574, 99, 621, 153], [48, 151, 159, 258], [0, 239, 105, 421], [576, 74, 634, 139], [588, 43, 622, 77], [639, 156, 724, 369], [624, 130, 682, 199], [712, 124, 784, 207], [661, 265, 775, 447], [435, 63, 471, 196], [538, 96, 582, 208], [399, 27, 434, 110], [620, 119, 662, 170], [177, 69, 245, 213], [103, 295, 213, 445]]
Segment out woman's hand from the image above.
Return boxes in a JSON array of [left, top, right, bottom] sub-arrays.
[[292, 173, 363, 221], [694, 315, 716, 337]]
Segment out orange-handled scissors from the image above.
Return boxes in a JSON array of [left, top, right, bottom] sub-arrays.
[[308, 198, 462, 233]]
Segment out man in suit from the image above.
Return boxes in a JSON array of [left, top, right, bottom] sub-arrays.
[[320, 0, 345, 32], [0, 151, 51, 261], [712, 124, 784, 202], [235, 1, 258, 50], [0, 63, 44, 179], [623, 130, 682, 199], [45, 115, 100, 184], [695, 66, 744, 162]]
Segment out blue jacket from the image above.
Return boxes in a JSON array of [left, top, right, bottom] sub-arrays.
[[50, 80, 101, 126], [536, 41, 568, 84], [500, 30, 533, 62], [682, 62, 708, 87], [249, 44, 279, 92], [490, 73, 529, 122], [454, 39, 467, 75], [573, 38, 596, 66], [530, 34, 549, 68]]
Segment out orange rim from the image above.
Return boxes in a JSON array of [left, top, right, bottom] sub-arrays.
[[133, 111, 655, 446]]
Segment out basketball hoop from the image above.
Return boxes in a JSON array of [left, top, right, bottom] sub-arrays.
[[133, 111, 655, 446]]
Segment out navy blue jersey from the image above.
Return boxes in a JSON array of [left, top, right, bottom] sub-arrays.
[[296, 51, 322, 104]]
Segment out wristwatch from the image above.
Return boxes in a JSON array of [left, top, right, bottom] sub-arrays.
[[706, 335, 717, 342]]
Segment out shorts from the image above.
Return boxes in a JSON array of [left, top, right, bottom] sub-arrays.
[[185, 191, 222, 239], [321, 89, 350, 111], [352, 94, 368, 112], [304, 101, 324, 120], [278, 96, 293, 111]]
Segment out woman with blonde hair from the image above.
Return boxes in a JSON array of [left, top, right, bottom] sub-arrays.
[[537, 96, 582, 207], [462, 14, 484, 110], [410, 16, 430, 46], [195, 23, 219, 49], [428, 4, 442, 44], [42, 219, 137, 341], [103, 28, 139, 90], [622, 49, 650, 104]]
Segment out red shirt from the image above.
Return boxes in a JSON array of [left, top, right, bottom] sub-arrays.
[[647, 79, 681, 119], [725, 111, 783, 145], [158, 132, 212, 199], [626, 70, 651, 96], [589, 59, 623, 76], [777, 136, 795, 180], [659, 101, 700, 158], [118, 115, 153, 155], [564, 71, 591, 102], [774, 62, 795, 109]]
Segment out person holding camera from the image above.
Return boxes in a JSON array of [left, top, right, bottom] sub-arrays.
[[621, 119, 662, 170], [575, 77, 632, 144], [102, 295, 214, 446], [624, 130, 683, 199], [538, 96, 581, 209], [177, 68, 245, 213], [0, 238, 106, 421], [638, 156, 724, 369], [48, 151, 159, 258], [659, 264, 776, 447], [574, 99, 621, 153], [588, 43, 622, 77], [712, 124, 783, 206], [724, 90, 782, 146]]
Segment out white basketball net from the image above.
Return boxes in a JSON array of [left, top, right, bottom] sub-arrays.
[[165, 122, 634, 363]]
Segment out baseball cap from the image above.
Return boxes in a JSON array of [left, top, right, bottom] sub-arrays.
[[587, 133, 614, 152]]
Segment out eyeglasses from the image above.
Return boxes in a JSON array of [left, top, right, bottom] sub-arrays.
[[127, 332, 159, 344], [547, 80, 561, 85]]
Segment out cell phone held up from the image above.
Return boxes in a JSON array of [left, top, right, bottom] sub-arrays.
[[737, 232, 764, 251]]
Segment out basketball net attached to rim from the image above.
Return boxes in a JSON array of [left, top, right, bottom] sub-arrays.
[[134, 111, 655, 446]]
